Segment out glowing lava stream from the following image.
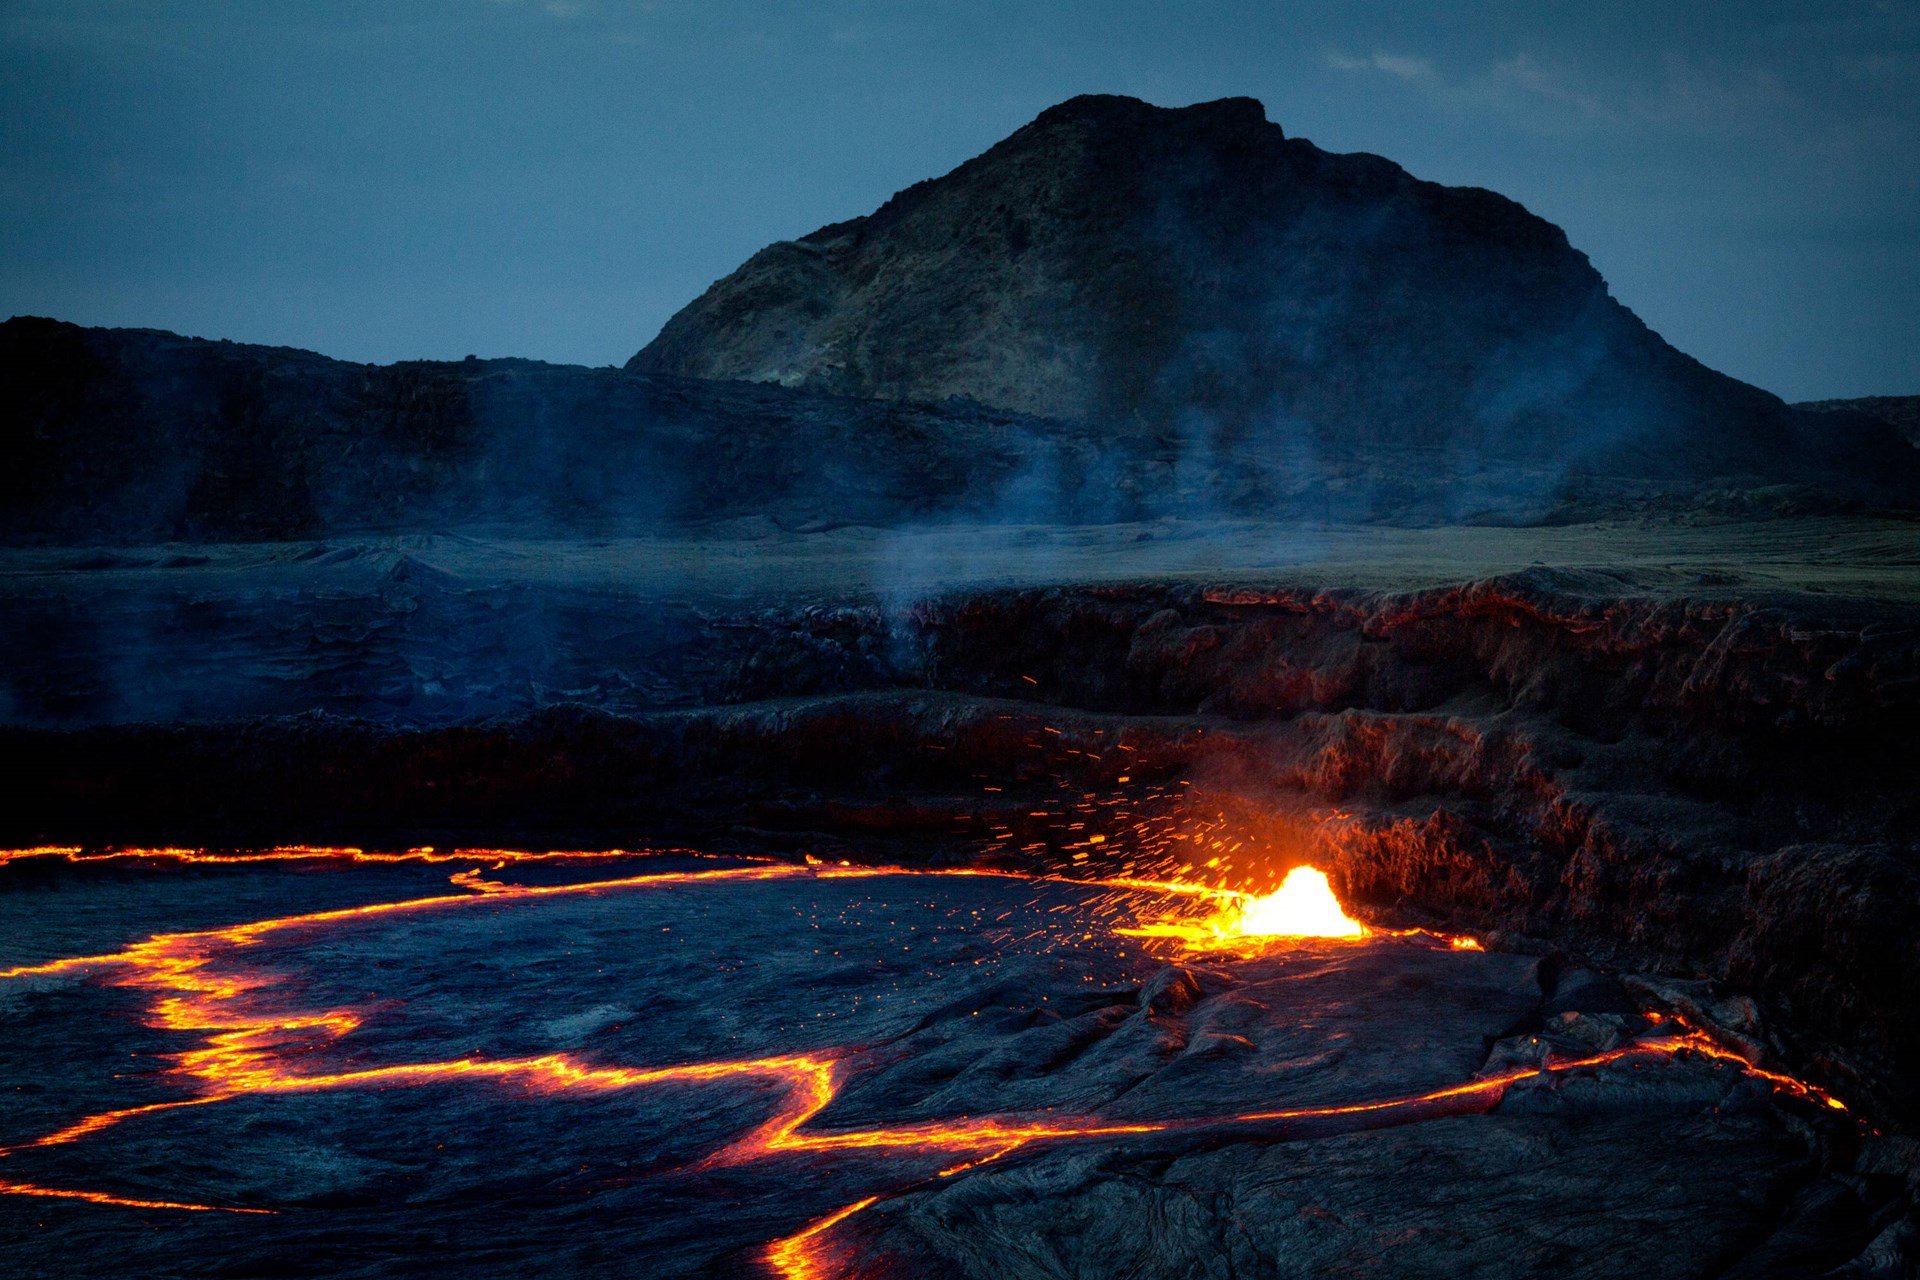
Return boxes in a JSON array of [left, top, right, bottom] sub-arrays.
[[0, 844, 691, 867], [0, 849, 1851, 1278]]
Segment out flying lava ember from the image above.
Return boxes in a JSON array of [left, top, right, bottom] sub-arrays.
[[0, 844, 1853, 1278]]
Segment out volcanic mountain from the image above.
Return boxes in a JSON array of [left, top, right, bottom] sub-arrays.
[[633, 94, 1915, 504]]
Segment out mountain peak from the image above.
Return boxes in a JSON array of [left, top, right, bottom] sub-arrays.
[[1027, 92, 1271, 134], [628, 96, 1915, 498]]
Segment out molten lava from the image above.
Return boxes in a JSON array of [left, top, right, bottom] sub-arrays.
[[0, 845, 1855, 1279], [1117, 864, 1368, 949], [1236, 866, 1368, 938]]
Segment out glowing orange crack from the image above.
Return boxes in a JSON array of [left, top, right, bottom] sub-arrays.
[[0, 863, 813, 983], [767, 1194, 879, 1280], [23, 1095, 237, 1149], [756, 1029, 1844, 1279], [0, 1180, 273, 1214], [0, 845, 703, 868]]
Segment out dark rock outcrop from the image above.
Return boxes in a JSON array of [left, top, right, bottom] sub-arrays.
[[1798, 395, 1920, 447], [0, 316, 1096, 543], [632, 95, 1917, 506]]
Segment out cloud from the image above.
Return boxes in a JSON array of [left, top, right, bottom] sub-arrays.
[[1640, 54, 1795, 129], [1324, 50, 1434, 81], [1329, 45, 1805, 139], [1488, 53, 1615, 120], [478, 0, 593, 15]]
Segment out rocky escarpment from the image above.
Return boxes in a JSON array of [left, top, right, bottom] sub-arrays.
[[633, 95, 1918, 508], [0, 316, 1102, 543], [6, 573, 1918, 1129]]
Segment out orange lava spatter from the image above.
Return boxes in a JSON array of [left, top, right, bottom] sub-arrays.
[[0, 847, 1853, 1275]]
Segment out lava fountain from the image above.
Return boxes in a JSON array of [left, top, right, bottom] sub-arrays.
[[1118, 864, 1369, 950], [1234, 866, 1367, 939]]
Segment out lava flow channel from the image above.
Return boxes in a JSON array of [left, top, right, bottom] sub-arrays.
[[0, 848, 1852, 1279]]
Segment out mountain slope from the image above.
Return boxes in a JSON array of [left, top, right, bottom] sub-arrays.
[[1798, 395, 1920, 447], [632, 95, 1916, 502]]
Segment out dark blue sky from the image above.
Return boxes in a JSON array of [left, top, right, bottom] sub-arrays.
[[3, 1, 1915, 400]]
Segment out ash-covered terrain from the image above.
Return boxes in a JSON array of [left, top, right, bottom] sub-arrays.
[[4, 94, 1919, 1277]]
